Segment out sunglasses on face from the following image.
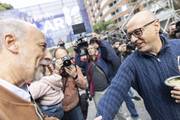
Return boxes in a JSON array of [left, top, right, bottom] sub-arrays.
[[126, 20, 156, 40]]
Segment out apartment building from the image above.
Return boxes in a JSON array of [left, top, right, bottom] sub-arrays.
[[130, 0, 180, 29], [85, 0, 180, 32], [85, 0, 129, 27]]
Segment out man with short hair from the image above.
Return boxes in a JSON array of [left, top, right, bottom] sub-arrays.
[[0, 19, 58, 120], [95, 10, 180, 120]]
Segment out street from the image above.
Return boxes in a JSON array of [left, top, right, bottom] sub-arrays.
[[87, 91, 151, 120]]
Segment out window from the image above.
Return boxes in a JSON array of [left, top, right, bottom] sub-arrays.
[[121, 4, 128, 12], [118, 17, 121, 22], [114, 19, 118, 23], [111, 11, 116, 16], [109, 3, 113, 7], [116, 9, 119, 13]]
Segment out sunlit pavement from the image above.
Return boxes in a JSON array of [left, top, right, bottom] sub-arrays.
[[87, 92, 151, 120]]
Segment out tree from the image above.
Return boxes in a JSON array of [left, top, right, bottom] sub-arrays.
[[0, 3, 13, 11], [93, 20, 114, 33]]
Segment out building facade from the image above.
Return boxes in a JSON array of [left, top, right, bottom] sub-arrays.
[[85, 0, 129, 27], [85, 0, 180, 32]]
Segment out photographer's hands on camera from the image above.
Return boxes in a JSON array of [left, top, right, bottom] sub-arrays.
[[64, 65, 78, 79], [55, 58, 78, 79]]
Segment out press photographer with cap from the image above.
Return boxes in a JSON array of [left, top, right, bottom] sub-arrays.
[[95, 10, 180, 120]]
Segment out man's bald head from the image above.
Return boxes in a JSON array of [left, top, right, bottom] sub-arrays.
[[126, 10, 157, 32], [0, 19, 39, 49], [0, 19, 46, 85]]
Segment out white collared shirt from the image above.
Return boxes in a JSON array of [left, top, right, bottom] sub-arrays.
[[0, 79, 30, 101]]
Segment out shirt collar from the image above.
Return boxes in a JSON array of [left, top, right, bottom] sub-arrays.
[[0, 79, 30, 101]]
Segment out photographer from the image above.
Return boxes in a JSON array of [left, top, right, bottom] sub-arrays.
[[54, 47, 87, 120], [57, 40, 65, 48], [167, 21, 180, 39], [74, 38, 89, 76]]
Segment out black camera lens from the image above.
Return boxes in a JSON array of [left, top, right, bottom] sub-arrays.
[[62, 56, 72, 67], [63, 59, 71, 67]]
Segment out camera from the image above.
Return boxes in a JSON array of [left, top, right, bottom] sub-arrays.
[[58, 55, 72, 77], [57, 40, 65, 48], [79, 48, 88, 56], [62, 55, 72, 67], [74, 37, 88, 56]]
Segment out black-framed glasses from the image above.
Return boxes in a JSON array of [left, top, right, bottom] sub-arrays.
[[126, 20, 156, 40]]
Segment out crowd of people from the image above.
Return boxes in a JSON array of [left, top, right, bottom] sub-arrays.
[[0, 10, 180, 120]]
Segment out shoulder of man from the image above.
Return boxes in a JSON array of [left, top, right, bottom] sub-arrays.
[[169, 39, 180, 45]]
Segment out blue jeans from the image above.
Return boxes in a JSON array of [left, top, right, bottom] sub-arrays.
[[63, 105, 84, 120], [40, 104, 64, 119], [124, 93, 139, 117]]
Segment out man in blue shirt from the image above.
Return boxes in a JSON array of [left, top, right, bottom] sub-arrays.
[[95, 10, 180, 120]]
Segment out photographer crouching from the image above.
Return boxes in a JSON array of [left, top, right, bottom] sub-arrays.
[[54, 47, 87, 120]]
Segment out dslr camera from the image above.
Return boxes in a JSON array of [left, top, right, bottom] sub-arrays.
[[74, 37, 88, 57], [62, 55, 72, 67], [59, 55, 72, 77]]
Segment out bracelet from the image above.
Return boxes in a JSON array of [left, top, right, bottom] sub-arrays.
[[73, 74, 78, 79]]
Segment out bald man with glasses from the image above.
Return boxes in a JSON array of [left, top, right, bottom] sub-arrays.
[[94, 10, 180, 120]]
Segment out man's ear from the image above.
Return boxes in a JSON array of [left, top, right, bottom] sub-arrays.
[[4, 34, 19, 54], [154, 20, 161, 33]]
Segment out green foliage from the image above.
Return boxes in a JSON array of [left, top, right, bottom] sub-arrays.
[[93, 20, 114, 33], [0, 3, 13, 11]]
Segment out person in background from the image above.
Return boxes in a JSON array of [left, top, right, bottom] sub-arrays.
[[167, 21, 177, 39], [29, 49, 64, 119], [95, 10, 180, 120], [167, 21, 180, 39], [54, 47, 87, 120], [57, 40, 65, 48], [87, 37, 120, 100]]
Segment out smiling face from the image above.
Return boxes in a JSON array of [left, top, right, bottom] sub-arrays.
[[126, 11, 161, 54], [18, 27, 46, 82], [0, 20, 47, 85]]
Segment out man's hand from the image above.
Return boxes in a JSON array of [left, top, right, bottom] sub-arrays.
[[171, 86, 180, 103], [94, 116, 102, 120]]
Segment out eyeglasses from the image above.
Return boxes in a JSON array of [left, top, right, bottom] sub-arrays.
[[126, 20, 156, 40]]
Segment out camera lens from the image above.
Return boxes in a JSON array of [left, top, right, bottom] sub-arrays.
[[63, 59, 71, 67], [62, 56, 72, 67]]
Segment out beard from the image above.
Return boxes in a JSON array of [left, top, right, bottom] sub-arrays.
[[33, 66, 44, 81]]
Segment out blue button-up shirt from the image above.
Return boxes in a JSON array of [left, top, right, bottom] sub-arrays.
[[97, 36, 180, 120]]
